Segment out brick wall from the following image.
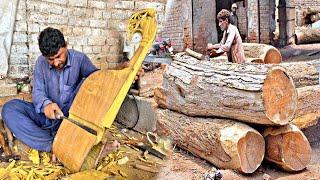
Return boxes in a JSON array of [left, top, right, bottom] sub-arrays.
[[192, 0, 217, 54], [161, 0, 193, 51], [241, 0, 276, 44], [8, 0, 167, 79], [162, 0, 218, 52], [236, 1, 247, 39]]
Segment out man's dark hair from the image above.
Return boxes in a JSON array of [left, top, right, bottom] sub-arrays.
[[38, 27, 66, 57], [217, 9, 231, 23]]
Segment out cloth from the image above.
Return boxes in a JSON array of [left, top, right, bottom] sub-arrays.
[[216, 24, 245, 63], [230, 12, 238, 28], [32, 49, 98, 115], [2, 49, 98, 152], [0, 0, 19, 78], [2, 99, 60, 152]]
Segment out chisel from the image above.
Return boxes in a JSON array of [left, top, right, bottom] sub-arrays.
[[55, 113, 97, 136]]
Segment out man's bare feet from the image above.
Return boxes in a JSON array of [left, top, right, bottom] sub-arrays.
[[100, 140, 121, 158], [52, 154, 58, 163]]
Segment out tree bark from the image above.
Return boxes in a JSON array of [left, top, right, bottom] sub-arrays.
[[263, 124, 312, 172], [155, 108, 265, 174], [138, 67, 165, 97], [185, 48, 204, 60], [242, 43, 282, 64], [280, 61, 319, 88], [154, 53, 298, 125], [295, 27, 320, 44], [292, 85, 320, 129]]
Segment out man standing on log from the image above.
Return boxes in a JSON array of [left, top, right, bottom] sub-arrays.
[[1, 27, 136, 153], [207, 9, 245, 63]]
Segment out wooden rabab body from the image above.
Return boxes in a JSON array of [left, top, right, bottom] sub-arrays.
[[52, 9, 157, 172]]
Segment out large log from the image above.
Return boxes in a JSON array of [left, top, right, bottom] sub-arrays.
[[263, 124, 312, 172], [280, 61, 319, 88], [138, 67, 166, 97], [210, 43, 282, 64], [295, 27, 320, 44], [155, 109, 265, 174], [154, 54, 297, 125], [292, 85, 320, 129], [242, 43, 282, 64]]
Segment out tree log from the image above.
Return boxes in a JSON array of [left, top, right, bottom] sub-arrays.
[[155, 109, 265, 174], [185, 48, 204, 60], [280, 61, 319, 88], [210, 43, 282, 64], [242, 43, 282, 64], [263, 124, 312, 172], [292, 85, 320, 129], [154, 54, 297, 125], [138, 67, 165, 97], [295, 27, 320, 44]]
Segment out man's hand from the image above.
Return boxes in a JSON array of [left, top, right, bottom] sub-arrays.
[[134, 68, 144, 83], [207, 43, 220, 50], [44, 103, 63, 120]]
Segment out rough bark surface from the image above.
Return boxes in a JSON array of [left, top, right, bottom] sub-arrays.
[[155, 108, 265, 174], [263, 124, 312, 172], [280, 61, 319, 88], [138, 67, 165, 97], [295, 27, 320, 44], [292, 85, 320, 129], [154, 53, 297, 125]]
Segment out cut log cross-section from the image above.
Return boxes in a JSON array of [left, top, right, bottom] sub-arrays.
[[243, 43, 282, 64], [154, 54, 298, 125], [263, 124, 312, 172], [156, 109, 265, 174]]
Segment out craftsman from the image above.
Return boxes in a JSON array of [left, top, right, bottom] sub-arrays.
[[1, 27, 133, 152], [207, 9, 245, 63]]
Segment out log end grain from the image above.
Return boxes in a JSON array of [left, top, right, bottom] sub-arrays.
[[292, 113, 320, 129], [262, 67, 298, 125], [263, 47, 282, 64], [237, 131, 265, 173], [264, 124, 312, 172]]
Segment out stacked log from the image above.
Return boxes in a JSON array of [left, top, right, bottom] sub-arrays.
[[242, 43, 282, 64], [280, 61, 319, 88], [119, 53, 316, 173], [263, 124, 312, 171], [292, 85, 320, 129], [156, 109, 265, 174], [210, 43, 282, 64], [151, 54, 313, 173], [295, 27, 320, 44], [154, 53, 297, 125]]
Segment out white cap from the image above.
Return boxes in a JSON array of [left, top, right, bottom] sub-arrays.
[[232, 3, 238, 9]]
